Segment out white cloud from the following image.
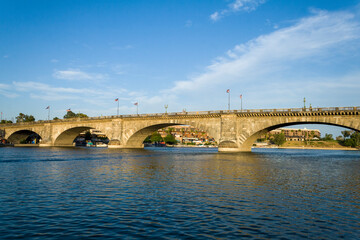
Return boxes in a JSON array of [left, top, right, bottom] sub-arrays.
[[174, 10, 360, 94], [210, 0, 266, 21], [210, 12, 220, 21], [231, 0, 265, 12], [14, 81, 88, 94], [0, 83, 18, 98], [53, 69, 106, 81]]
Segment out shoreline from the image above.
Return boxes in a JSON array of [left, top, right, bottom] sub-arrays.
[[254, 146, 358, 151], [168, 145, 217, 148], [158, 144, 359, 151]]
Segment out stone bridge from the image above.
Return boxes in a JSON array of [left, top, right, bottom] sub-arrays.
[[1, 106, 360, 152]]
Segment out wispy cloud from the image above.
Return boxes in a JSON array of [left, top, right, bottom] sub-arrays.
[[13, 81, 126, 102], [0, 84, 10, 89], [210, 0, 266, 22], [174, 10, 360, 96], [112, 64, 129, 75], [10, 80, 175, 115], [53, 69, 106, 81], [0, 83, 18, 98]]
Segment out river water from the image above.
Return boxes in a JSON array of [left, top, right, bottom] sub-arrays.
[[0, 147, 359, 239]]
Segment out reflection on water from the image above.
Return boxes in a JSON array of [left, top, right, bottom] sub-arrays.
[[0, 147, 359, 239]]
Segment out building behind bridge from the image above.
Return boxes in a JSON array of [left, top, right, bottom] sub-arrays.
[[158, 125, 216, 145], [267, 128, 321, 141]]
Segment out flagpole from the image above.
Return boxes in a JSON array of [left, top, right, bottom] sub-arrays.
[[117, 100, 119, 116], [48, 106, 50, 120], [240, 95, 243, 112], [241, 97, 242, 111], [228, 91, 230, 111], [137, 102, 139, 115]]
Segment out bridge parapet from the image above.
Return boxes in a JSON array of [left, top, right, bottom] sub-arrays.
[[237, 107, 360, 117]]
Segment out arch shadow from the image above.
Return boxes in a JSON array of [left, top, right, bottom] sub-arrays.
[[54, 127, 93, 146], [8, 130, 42, 144]]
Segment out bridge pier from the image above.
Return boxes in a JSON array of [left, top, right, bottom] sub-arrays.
[[218, 146, 252, 152], [218, 114, 247, 152], [218, 140, 252, 152], [39, 143, 53, 147], [107, 139, 144, 149]]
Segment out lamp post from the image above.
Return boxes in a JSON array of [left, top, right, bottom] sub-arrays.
[[303, 97, 306, 111], [164, 104, 168, 114]]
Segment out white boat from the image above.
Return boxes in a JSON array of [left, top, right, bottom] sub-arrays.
[[95, 142, 108, 148]]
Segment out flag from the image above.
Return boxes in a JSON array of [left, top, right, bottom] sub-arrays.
[[66, 108, 71, 112], [240, 94, 242, 99], [226, 89, 230, 93], [46, 106, 50, 109], [115, 98, 118, 101], [134, 102, 138, 106]]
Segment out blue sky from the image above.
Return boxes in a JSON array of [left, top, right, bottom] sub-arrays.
[[1, 0, 360, 137]]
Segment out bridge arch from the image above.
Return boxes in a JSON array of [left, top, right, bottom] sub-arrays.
[[125, 123, 182, 148], [238, 118, 360, 152], [122, 119, 220, 148], [54, 126, 94, 146], [7, 129, 42, 144]]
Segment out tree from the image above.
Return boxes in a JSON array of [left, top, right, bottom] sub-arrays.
[[344, 131, 360, 148], [143, 136, 152, 143], [64, 111, 76, 119], [272, 133, 286, 146], [166, 127, 174, 134], [351, 131, 360, 147], [16, 113, 35, 123], [323, 133, 333, 141], [75, 113, 88, 118], [150, 132, 163, 143], [342, 130, 351, 140], [63, 111, 88, 119], [0, 120, 12, 124], [53, 117, 59, 120], [164, 134, 177, 145]]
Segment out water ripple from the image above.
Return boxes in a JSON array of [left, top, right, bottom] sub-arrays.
[[0, 147, 359, 239]]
